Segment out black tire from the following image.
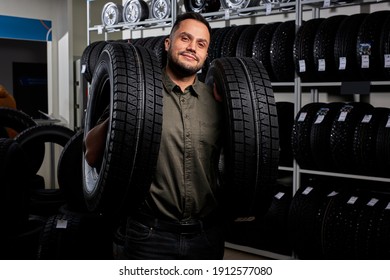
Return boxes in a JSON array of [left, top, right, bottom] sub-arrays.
[[329, 102, 374, 174], [262, 183, 292, 255], [211, 27, 233, 60], [310, 102, 345, 172], [149, 35, 168, 68], [354, 189, 387, 259], [313, 15, 348, 82], [0, 138, 31, 255], [0, 107, 37, 135], [132, 37, 151, 47], [14, 124, 76, 175], [373, 192, 390, 259], [220, 0, 260, 9], [276, 101, 294, 167], [291, 102, 326, 170], [252, 22, 281, 82], [0, 108, 45, 173], [334, 14, 368, 81], [235, 24, 264, 58], [81, 41, 108, 83], [380, 14, 390, 80], [37, 213, 113, 260], [221, 25, 249, 58], [9, 215, 46, 260], [57, 130, 87, 212], [352, 107, 390, 176], [184, 0, 206, 12], [288, 179, 337, 259], [375, 110, 390, 178], [270, 20, 296, 82], [203, 27, 233, 77], [321, 190, 366, 259], [357, 11, 390, 81], [29, 188, 66, 217], [83, 42, 163, 216], [294, 18, 325, 82], [205, 57, 279, 217]]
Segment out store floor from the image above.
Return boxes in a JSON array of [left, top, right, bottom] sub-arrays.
[[223, 248, 271, 260]]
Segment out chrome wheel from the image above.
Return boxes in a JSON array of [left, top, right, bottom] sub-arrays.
[[123, 0, 149, 23], [101, 2, 123, 26], [184, 0, 207, 12], [220, 0, 250, 9], [151, 0, 171, 20]]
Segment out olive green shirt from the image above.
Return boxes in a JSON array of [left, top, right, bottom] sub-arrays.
[[148, 70, 223, 221]]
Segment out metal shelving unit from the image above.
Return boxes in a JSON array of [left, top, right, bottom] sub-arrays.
[[292, 0, 390, 192], [85, 0, 390, 260], [87, 0, 177, 43]]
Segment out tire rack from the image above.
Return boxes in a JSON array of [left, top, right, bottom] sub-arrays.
[[87, 0, 177, 44], [86, 0, 390, 259]]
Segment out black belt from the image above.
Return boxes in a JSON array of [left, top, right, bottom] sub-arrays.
[[130, 212, 216, 234]]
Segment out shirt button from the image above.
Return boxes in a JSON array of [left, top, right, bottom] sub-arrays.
[[186, 132, 190, 138], [181, 98, 185, 103]]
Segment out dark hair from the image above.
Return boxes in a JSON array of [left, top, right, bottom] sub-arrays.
[[170, 12, 212, 37]]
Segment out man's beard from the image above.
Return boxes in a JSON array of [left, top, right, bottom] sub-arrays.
[[166, 50, 202, 78]]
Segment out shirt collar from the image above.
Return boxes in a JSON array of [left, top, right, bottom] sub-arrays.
[[162, 68, 199, 97]]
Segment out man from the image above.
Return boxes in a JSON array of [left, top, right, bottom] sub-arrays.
[[84, 12, 224, 259]]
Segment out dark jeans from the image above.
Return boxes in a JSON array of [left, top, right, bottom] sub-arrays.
[[124, 216, 225, 260]]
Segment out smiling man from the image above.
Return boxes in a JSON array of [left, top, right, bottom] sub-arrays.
[[84, 12, 224, 260], [164, 15, 210, 90], [124, 12, 224, 260]]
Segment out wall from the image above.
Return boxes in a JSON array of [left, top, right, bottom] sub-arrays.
[[0, 0, 73, 126], [0, 38, 47, 94]]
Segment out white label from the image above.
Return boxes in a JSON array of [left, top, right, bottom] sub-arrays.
[[299, 60, 306, 73], [367, 198, 379, 207], [224, 9, 230, 20], [386, 202, 390, 210], [302, 186, 313, 195], [314, 115, 325, 124], [323, 0, 331, 7], [339, 57, 347, 70], [81, 64, 87, 74], [56, 219, 68, 229], [347, 196, 358, 205], [265, 3, 272, 15], [97, 25, 103, 34], [338, 111, 348, 122], [327, 191, 339, 197], [361, 55, 370, 68], [298, 112, 307, 122], [386, 115, 390, 128], [318, 59, 326, 71], [361, 114, 372, 123], [385, 54, 390, 68], [275, 192, 285, 199]]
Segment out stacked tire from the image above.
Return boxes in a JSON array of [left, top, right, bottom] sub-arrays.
[[291, 101, 390, 177], [289, 178, 390, 259], [295, 11, 390, 82]]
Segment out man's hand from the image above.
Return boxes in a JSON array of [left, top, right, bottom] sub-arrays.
[[213, 83, 223, 102], [84, 118, 109, 167]]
